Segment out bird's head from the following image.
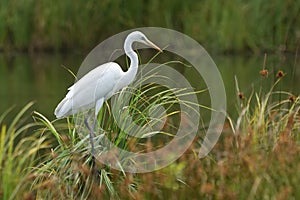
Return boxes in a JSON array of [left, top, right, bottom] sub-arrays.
[[128, 31, 162, 52]]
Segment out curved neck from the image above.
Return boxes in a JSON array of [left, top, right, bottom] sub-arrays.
[[122, 36, 139, 86]]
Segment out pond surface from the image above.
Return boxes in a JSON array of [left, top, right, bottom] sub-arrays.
[[0, 52, 299, 121]]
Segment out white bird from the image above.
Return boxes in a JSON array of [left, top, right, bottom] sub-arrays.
[[54, 31, 162, 154]]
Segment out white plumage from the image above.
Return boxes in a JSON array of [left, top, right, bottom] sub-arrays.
[[54, 31, 161, 119], [55, 62, 123, 118]]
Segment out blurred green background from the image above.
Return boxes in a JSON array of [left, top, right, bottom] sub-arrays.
[[0, 0, 299, 118], [0, 0, 299, 53], [0, 2, 300, 199]]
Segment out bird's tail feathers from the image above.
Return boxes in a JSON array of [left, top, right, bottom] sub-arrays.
[[54, 98, 72, 118]]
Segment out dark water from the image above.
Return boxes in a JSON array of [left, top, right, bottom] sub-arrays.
[[0, 53, 82, 119], [0, 52, 299, 121]]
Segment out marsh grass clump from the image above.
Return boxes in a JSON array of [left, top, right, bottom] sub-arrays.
[[119, 70, 300, 199], [0, 102, 49, 200], [220, 68, 300, 199], [29, 56, 300, 199], [232, 68, 299, 148], [1, 54, 299, 199], [31, 67, 201, 199]]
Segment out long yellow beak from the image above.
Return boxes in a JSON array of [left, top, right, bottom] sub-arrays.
[[146, 39, 163, 52]]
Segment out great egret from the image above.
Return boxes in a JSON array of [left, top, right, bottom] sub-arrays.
[[54, 31, 162, 154]]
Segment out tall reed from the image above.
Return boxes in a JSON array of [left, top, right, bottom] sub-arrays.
[[0, 102, 49, 200], [0, 1, 299, 52]]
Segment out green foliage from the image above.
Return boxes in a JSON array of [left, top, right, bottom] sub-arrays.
[[31, 113, 118, 199], [0, 47, 299, 199], [0, 59, 299, 199], [28, 55, 300, 199], [0, 0, 299, 52], [123, 66, 300, 200], [31, 60, 201, 199], [0, 102, 49, 200], [230, 70, 300, 148]]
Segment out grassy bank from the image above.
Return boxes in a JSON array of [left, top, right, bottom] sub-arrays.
[[0, 0, 299, 53], [0, 66, 299, 199]]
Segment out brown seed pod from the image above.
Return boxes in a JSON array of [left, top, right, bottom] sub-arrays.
[[238, 92, 245, 100], [289, 95, 295, 103], [259, 69, 268, 77], [276, 70, 284, 78]]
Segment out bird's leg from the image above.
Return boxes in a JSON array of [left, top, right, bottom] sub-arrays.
[[90, 112, 98, 155], [84, 112, 97, 173], [83, 98, 104, 171], [84, 112, 96, 156]]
